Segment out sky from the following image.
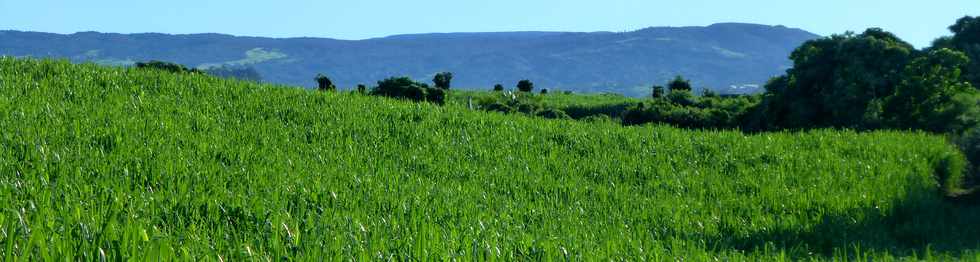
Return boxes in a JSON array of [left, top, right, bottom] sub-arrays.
[[1, 0, 977, 48]]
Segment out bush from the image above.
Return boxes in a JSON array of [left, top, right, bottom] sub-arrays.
[[955, 128, 980, 188], [427, 88, 446, 105], [493, 84, 504, 92], [357, 84, 367, 94], [667, 90, 697, 107], [314, 73, 336, 91], [135, 60, 202, 74], [536, 108, 571, 119], [652, 85, 665, 98], [433, 72, 453, 89], [371, 76, 445, 105], [517, 80, 534, 92], [483, 102, 513, 113], [540, 88, 548, 95], [667, 76, 692, 92]]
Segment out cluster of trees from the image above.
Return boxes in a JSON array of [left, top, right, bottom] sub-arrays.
[[622, 76, 759, 128], [134, 60, 204, 74], [312, 71, 453, 105], [752, 28, 978, 133], [477, 91, 571, 119], [622, 17, 980, 139]]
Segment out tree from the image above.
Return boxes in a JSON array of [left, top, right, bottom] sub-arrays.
[[667, 76, 692, 92], [652, 85, 665, 98], [944, 16, 980, 87], [493, 84, 505, 91], [760, 28, 916, 129], [540, 89, 548, 94], [314, 73, 336, 91], [433, 72, 454, 89], [357, 84, 367, 94], [883, 48, 979, 133], [517, 80, 534, 92]]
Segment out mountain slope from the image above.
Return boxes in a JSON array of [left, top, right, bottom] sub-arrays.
[[0, 24, 817, 96]]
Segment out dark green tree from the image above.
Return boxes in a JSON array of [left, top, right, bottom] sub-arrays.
[[652, 85, 665, 98], [883, 48, 979, 133], [517, 80, 534, 92], [371, 76, 444, 104], [357, 84, 367, 94], [760, 28, 916, 129], [314, 73, 336, 91], [433, 72, 453, 89], [493, 84, 505, 92], [540, 88, 548, 95], [203, 65, 262, 82], [667, 76, 692, 92], [943, 16, 980, 87]]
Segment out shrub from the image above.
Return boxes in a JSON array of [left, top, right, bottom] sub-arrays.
[[357, 84, 367, 94], [540, 88, 548, 95], [371, 76, 445, 104], [652, 85, 665, 98], [667, 76, 692, 92], [581, 114, 614, 124], [517, 80, 534, 92], [135, 60, 202, 74], [314, 73, 336, 91], [483, 102, 513, 113], [427, 87, 447, 105], [667, 90, 697, 107], [493, 84, 505, 91], [536, 108, 571, 119]]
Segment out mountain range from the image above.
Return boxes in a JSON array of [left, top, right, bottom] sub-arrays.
[[0, 23, 819, 96]]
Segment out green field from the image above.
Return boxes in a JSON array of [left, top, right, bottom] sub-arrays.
[[1, 58, 979, 260]]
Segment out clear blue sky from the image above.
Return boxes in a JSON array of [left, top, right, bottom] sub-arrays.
[[1, 0, 976, 48]]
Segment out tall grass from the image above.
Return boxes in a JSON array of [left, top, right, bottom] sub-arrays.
[[0, 58, 978, 260]]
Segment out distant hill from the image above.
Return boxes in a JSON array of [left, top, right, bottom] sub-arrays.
[[0, 23, 818, 96]]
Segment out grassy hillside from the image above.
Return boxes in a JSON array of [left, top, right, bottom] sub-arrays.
[[0, 58, 978, 260]]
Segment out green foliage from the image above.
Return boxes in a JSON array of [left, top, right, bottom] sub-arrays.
[[667, 90, 697, 107], [0, 58, 978, 260], [371, 76, 445, 105], [357, 84, 367, 94], [883, 48, 980, 133], [134, 60, 202, 74], [432, 72, 453, 89], [760, 28, 916, 130], [946, 16, 980, 87], [314, 73, 336, 91], [493, 84, 504, 92], [651, 85, 665, 98], [517, 79, 534, 92], [622, 95, 758, 129], [667, 75, 692, 92], [540, 88, 548, 95]]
